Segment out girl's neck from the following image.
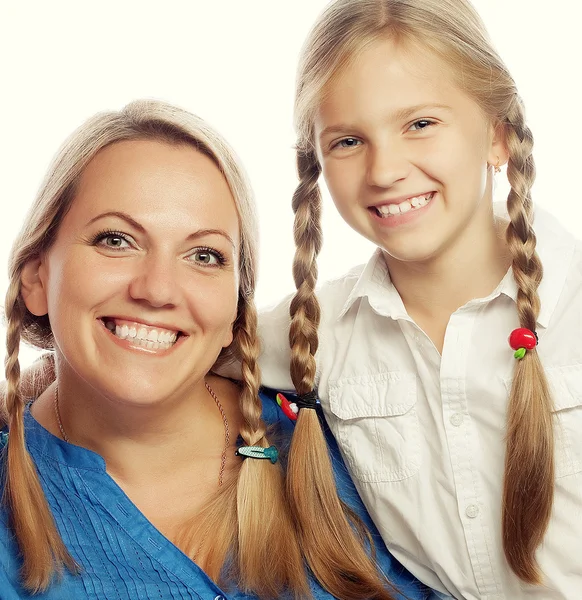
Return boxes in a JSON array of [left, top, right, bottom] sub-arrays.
[[385, 207, 510, 351]]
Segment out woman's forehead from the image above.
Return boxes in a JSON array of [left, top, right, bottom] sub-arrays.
[[68, 139, 241, 243]]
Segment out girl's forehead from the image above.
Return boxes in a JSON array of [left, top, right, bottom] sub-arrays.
[[317, 37, 468, 124]]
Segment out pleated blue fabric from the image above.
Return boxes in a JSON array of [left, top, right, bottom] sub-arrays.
[[0, 392, 436, 600]]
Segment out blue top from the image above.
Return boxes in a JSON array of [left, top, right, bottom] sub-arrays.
[[0, 392, 440, 600]]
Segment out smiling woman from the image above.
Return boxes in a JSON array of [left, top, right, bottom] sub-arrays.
[[0, 100, 437, 600]]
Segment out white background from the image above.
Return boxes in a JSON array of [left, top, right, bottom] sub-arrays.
[[1, 0, 581, 369]]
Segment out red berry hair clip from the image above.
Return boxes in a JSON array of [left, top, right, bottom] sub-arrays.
[[508, 327, 538, 360], [276, 393, 299, 421]]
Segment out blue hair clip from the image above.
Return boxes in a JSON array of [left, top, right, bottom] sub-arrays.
[[235, 445, 279, 464]]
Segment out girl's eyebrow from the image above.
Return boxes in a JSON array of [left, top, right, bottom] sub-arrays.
[[85, 211, 236, 248], [318, 103, 453, 140]]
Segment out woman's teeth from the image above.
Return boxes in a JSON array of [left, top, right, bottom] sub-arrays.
[[375, 193, 433, 217], [104, 320, 178, 350]]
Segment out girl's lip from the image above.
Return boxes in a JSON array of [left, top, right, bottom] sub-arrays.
[[370, 191, 436, 209], [368, 191, 436, 227]]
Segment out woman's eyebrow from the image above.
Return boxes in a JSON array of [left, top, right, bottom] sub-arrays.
[[85, 211, 235, 248], [85, 211, 146, 232]]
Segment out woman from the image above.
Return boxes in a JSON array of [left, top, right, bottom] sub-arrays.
[[0, 100, 437, 599]]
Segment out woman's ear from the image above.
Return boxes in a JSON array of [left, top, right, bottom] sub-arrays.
[[20, 258, 49, 316]]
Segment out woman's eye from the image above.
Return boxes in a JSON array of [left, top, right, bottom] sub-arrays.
[[93, 231, 133, 250], [189, 248, 224, 266], [408, 119, 434, 131]]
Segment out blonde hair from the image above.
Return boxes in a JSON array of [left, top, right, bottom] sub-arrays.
[[291, 0, 553, 586], [3, 99, 308, 597]]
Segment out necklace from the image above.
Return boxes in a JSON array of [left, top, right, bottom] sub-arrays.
[[53, 382, 230, 486], [53, 386, 69, 443], [205, 381, 230, 487]]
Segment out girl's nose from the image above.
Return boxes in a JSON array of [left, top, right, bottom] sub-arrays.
[[366, 143, 410, 189]]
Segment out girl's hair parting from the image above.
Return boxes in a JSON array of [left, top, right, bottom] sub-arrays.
[[291, 0, 554, 586], [3, 99, 308, 598]]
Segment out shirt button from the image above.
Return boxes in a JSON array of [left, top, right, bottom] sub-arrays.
[[214, 596, 226, 600], [466, 504, 480, 518], [450, 413, 463, 427]]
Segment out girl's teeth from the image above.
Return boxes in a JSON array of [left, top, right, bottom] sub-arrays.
[[128, 327, 137, 339], [376, 193, 432, 217]]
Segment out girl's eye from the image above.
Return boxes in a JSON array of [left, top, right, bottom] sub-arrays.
[[334, 137, 362, 149], [93, 231, 133, 250], [408, 119, 435, 131], [189, 248, 225, 267]]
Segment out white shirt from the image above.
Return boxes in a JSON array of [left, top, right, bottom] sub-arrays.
[[256, 208, 582, 600]]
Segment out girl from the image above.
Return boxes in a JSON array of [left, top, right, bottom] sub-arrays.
[[257, 1, 582, 599], [0, 100, 437, 599]]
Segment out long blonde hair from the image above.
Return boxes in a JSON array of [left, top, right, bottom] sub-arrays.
[[2, 100, 308, 597], [291, 0, 553, 585]]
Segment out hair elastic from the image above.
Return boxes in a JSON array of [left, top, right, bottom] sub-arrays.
[[235, 445, 279, 464], [509, 327, 538, 359], [295, 390, 319, 411]]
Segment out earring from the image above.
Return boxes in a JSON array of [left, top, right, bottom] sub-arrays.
[[494, 157, 502, 174]]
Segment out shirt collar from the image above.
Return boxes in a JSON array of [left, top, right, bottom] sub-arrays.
[[338, 206, 576, 330], [338, 248, 409, 321]]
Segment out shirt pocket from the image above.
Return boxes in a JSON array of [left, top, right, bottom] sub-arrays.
[[328, 371, 421, 483], [546, 364, 582, 478]]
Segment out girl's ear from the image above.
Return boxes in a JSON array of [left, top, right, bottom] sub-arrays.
[[20, 258, 49, 316], [488, 122, 510, 168]]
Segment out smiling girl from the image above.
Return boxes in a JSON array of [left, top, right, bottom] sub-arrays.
[[257, 1, 582, 599]]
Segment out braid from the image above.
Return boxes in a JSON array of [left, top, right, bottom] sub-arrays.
[[287, 150, 395, 599], [234, 298, 308, 597], [289, 149, 323, 393], [3, 277, 76, 591], [502, 96, 555, 584]]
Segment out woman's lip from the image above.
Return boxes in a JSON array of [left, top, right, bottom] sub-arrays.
[[98, 319, 186, 356], [99, 316, 184, 336]]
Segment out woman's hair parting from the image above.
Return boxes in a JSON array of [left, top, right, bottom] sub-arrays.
[[291, 0, 554, 586], [2, 99, 307, 597]]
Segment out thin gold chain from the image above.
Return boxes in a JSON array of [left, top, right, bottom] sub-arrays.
[[54, 387, 69, 443], [54, 382, 229, 487], [205, 381, 230, 487]]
